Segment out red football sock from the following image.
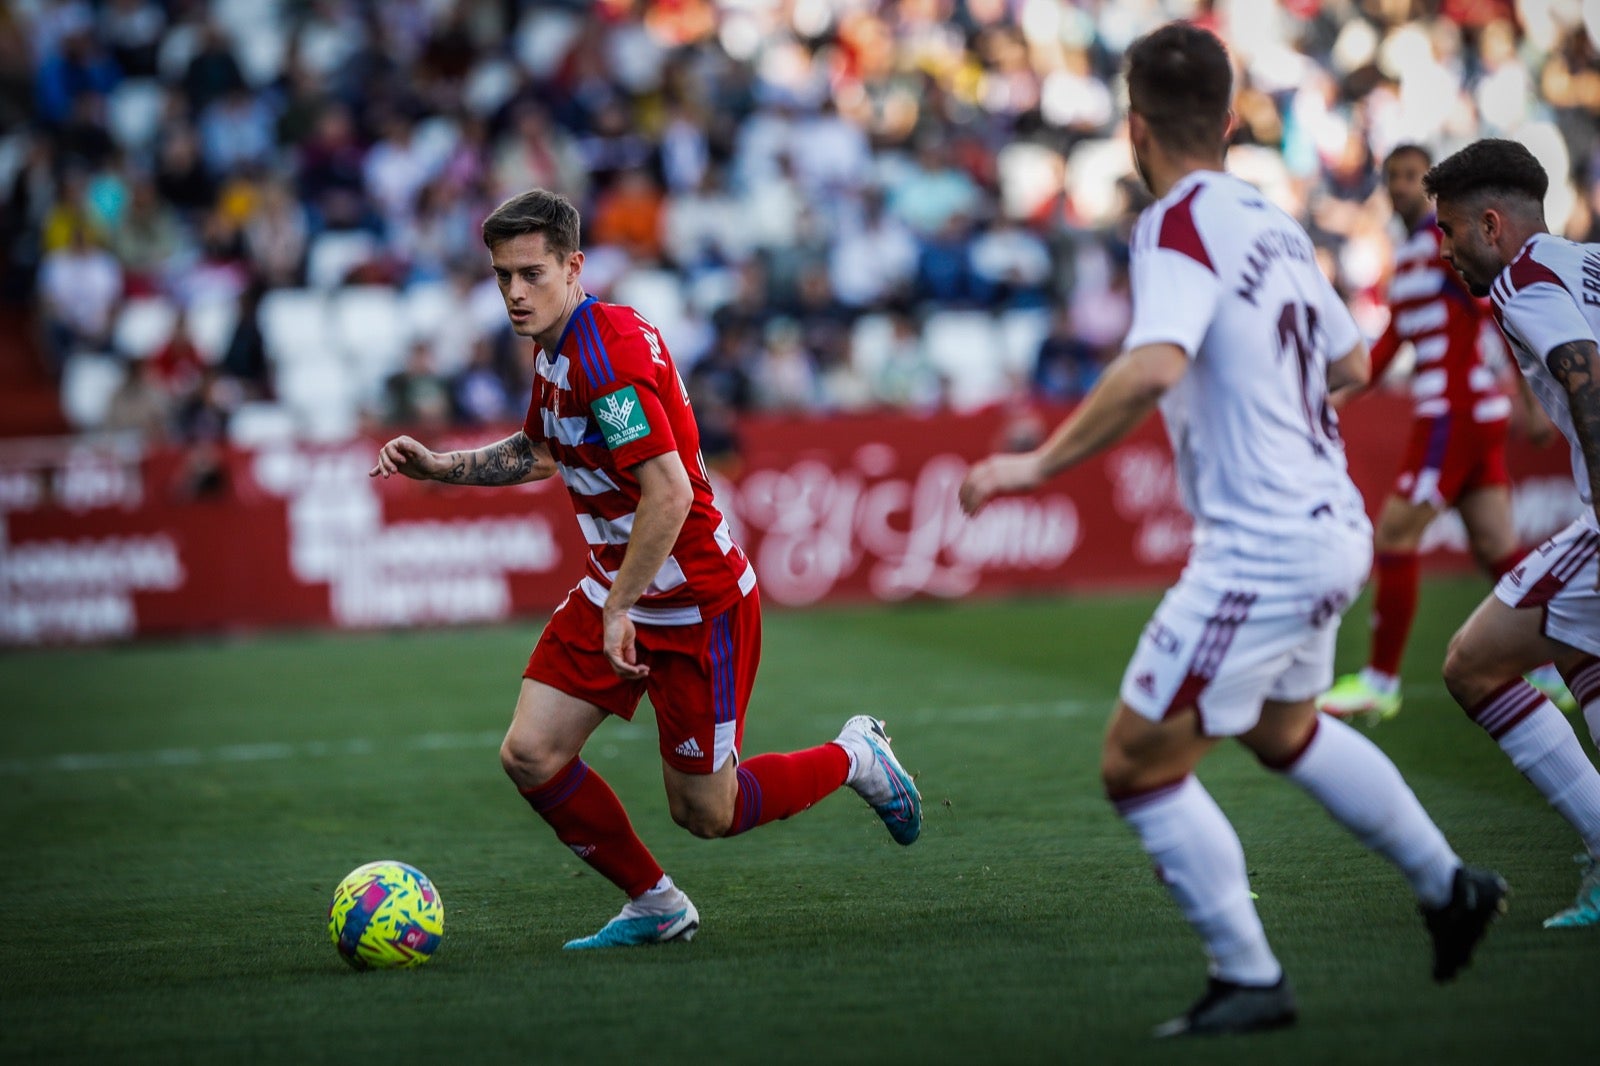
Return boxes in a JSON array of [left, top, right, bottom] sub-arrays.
[[519, 758, 663, 898], [1369, 551, 1420, 678], [726, 744, 851, 836]]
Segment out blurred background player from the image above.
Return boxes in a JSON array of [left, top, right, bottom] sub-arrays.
[[1319, 143, 1574, 722], [372, 189, 921, 950], [959, 24, 1504, 1038], [1427, 138, 1600, 929]]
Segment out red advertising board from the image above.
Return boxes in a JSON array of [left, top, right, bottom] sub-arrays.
[[0, 396, 1582, 645]]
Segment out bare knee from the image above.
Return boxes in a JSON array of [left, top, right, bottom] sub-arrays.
[[1099, 737, 1145, 798], [1440, 625, 1481, 706], [670, 801, 734, 839], [500, 734, 576, 791]]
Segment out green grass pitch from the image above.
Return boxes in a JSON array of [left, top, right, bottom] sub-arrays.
[[4, 577, 1594, 1064]]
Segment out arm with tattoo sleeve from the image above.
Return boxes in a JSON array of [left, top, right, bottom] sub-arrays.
[[369, 430, 556, 485], [1545, 339, 1600, 528]]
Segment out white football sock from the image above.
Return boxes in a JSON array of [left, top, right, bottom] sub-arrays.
[[1274, 715, 1458, 907], [1476, 685, 1600, 857], [1568, 657, 1600, 752], [1113, 776, 1282, 986]]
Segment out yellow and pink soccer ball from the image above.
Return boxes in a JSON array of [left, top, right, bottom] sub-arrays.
[[327, 860, 444, 970]]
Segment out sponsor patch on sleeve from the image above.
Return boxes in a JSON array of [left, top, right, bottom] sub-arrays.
[[590, 385, 652, 450]]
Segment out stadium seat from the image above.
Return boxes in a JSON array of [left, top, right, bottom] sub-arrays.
[[306, 231, 379, 291], [106, 80, 166, 153], [275, 358, 358, 442], [186, 292, 239, 363], [227, 401, 298, 448], [332, 286, 408, 394], [612, 268, 689, 349], [113, 297, 178, 360], [999, 307, 1052, 380], [260, 289, 333, 366], [922, 311, 1009, 410], [60, 352, 127, 431], [849, 313, 896, 379]]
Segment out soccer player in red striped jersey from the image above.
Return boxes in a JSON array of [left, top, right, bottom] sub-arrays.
[[1425, 138, 1600, 928], [1319, 144, 1575, 721], [371, 189, 921, 949], [961, 24, 1502, 1036]]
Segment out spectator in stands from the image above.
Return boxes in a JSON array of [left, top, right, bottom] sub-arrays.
[[296, 103, 372, 233], [180, 20, 244, 116], [1031, 305, 1101, 402], [153, 121, 217, 217], [829, 187, 919, 310], [37, 224, 122, 371], [590, 167, 667, 265], [33, 21, 119, 127], [871, 310, 945, 412], [451, 337, 513, 427], [102, 358, 171, 441], [147, 308, 205, 399], [111, 175, 187, 294], [752, 317, 820, 413], [219, 278, 271, 402], [243, 176, 309, 287], [381, 339, 451, 432]]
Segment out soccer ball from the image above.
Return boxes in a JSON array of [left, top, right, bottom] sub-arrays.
[[327, 860, 445, 970]]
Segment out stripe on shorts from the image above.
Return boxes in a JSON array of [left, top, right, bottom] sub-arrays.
[[1516, 530, 1600, 608], [1163, 590, 1257, 719], [711, 610, 736, 724]]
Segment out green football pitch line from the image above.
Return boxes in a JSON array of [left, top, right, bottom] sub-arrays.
[[4, 578, 1593, 1065]]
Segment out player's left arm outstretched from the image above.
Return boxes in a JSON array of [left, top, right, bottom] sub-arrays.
[[369, 430, 556, 485], [959, 342, 1188, 515]]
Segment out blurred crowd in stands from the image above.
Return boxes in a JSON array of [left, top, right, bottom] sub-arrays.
[[4, 0, 1600, 456]]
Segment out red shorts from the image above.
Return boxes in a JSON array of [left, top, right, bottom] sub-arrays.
[[524, 588, 762, 774], [1393, 414, 1509, 508]]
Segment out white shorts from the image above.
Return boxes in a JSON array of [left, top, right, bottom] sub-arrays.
[[1119, 518, 1372, 737], [1493, 517, 1600, 658]]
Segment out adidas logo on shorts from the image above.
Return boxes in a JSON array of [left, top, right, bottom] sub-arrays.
[[674, 737, 705, 759]]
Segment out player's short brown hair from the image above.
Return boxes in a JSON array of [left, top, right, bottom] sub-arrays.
[[1423, 139, 1547, 209], [481, 189, 581, 257], [1125, 23, 1233, 158]]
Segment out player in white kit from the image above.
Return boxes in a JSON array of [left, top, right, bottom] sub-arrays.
[[960, 24, 1505, 1036], [1425, 138, 1600, 929]]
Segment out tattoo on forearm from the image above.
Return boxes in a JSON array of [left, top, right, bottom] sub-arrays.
[[442, 432, 536, 486], [1546, 339, 1600, 508]]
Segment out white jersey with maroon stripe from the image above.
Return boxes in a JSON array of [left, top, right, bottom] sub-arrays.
[[523, 295, 755, 624], [1124, 170, 1367, 567], [1374, 218, 1508, 423], [1488, 232, 1600, 531]]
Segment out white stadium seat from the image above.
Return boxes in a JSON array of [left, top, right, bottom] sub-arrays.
[[60, 353, 127, 431], [306, 231, 378, 290], [260, 288, 333, 366], [848, 312, 895, 379], [999, 307, 1052, 379], [186, 292, 239, 363], [106, 79, 167, 152], [922, 310, 1009, 410], [332, 286, 408, 394], [227, 401, 298, 448], [113, 297, 178, 360]]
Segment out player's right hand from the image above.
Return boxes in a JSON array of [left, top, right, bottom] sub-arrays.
[[959, 452, 1042, 515], [370, 435, 446, 480]]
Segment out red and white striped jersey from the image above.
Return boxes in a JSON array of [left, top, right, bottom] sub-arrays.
[[522, 295, 755, 624], [1489, 232, 1600, 528], [1371, 217, 1510, 424]]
